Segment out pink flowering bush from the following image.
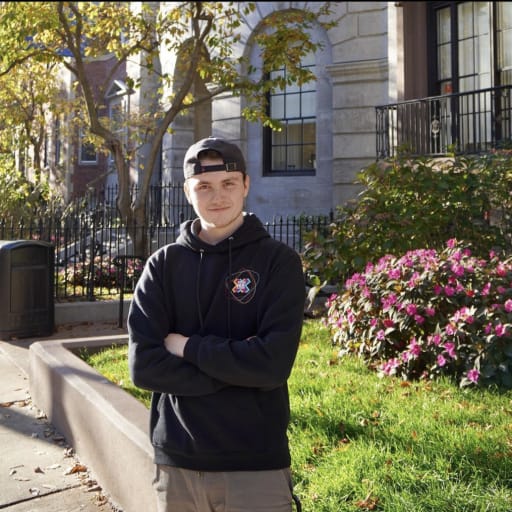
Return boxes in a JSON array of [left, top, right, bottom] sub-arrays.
[[325, 239, 512, 389]]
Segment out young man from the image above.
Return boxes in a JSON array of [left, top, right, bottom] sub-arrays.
[[127, 136, 305, 512]]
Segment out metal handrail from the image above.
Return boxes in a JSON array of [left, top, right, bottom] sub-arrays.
[[376, 85, 512, 159]]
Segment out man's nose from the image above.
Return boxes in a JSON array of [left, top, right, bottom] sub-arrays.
[[210, 187, 225, 200]]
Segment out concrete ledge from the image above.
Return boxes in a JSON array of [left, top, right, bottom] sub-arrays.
[[55, 300, 131, 325], [29, 335, 154, 512]]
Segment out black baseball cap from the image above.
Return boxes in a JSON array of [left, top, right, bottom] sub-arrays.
[[183, 136, 246, 179]]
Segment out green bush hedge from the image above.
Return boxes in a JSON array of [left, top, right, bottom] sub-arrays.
[[302, 150, 512, 287]]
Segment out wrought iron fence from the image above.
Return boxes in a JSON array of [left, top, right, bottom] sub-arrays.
[[0, 185, 332, 302], [376, 85, 512, 159]]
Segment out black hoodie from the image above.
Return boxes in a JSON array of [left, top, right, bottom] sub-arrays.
[[128, 213, 305, 471]]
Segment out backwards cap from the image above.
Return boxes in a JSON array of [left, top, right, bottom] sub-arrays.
[[183, 136, 246, 179]]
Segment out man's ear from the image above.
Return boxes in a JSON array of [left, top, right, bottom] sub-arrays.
[[243, 174, 250, 198], [183, 181, 192, 204]]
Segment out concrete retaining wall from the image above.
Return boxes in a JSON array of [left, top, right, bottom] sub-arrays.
[[55, 300, 131, 326], [29, 335, 154, 512]]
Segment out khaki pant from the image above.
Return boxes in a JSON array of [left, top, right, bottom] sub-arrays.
[[153, 465, 294, 512]]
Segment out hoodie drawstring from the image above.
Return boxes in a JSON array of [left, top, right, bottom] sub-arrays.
[[196, 249, 205, 332], [227, 236, 234, 338]]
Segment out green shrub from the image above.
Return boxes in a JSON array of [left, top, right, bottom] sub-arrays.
[[302, 151, 512, 286], [325, 239, 512, 389], [0, 154, 64, 221]]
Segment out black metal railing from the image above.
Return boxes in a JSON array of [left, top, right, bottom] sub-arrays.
[[376, 85, 512, 159], [66, 182, 194, 225], [0, 185, 332, 302]]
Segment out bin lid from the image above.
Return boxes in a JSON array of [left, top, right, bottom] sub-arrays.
[[0, 240, 54, 250]]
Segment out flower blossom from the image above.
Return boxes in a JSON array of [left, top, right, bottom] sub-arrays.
[[414, 314, 425, 325], [405, 303, 417, 316], [437, 354, 447, 367], [466, 368, 480, 383], [383, 318, 394, 328], [379, 358, 400, 376], [495, 323, 507, 337], [481, 282, 491, 296], [443, 342, 457, 359]]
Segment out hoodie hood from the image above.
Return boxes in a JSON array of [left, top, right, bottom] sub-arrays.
[[176, 212, 270, 252]]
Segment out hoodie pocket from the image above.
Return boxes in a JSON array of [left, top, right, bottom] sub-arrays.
[[152, 389, 267, 456]]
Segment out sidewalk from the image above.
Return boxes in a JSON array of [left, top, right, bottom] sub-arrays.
[[0, 323, 124, 512]]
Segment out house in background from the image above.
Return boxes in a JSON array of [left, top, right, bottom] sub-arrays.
[[42, 1, 512, 221]]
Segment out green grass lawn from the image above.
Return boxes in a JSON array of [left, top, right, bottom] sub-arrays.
[[82, 319, 512, 511]]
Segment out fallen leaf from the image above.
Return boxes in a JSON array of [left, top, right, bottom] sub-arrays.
[[64, 447, 74, 457], [29, 487, 40, 496], [64, 463, 87, 475], [34, 466, 45, 474], [355, 493, 379, 510]]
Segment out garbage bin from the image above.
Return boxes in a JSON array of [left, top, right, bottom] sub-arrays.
[[0, 240, 55, 339]]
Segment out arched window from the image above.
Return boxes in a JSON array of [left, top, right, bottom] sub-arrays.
[[263, 52, 316, 176]]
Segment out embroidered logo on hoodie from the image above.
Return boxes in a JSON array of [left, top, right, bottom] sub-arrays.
[[226, 269, 260, 304]]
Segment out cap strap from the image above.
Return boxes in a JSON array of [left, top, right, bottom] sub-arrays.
[[198, 162, 239, 173]]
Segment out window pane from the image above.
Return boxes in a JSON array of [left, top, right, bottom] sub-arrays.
[[478, 71, 491, 89], [437, 7, 451, 44], [80, 142, 97, 163], [458, 3, 474, 39], [301, 73, 316, 92], [499, 29, 512, 69], [301, 52, 315, 67], [499, 1, 512, 28], [438, 43, 452, 81], [301, 91, 316, 117], [272, 128, 286, 145], [459, 75, 475, 92], [272, 146, 286, 170], [303, 122, 316, 144], [286, 145, 300, 170], [285, 93, 300, 117], [285, 81, 300, 95], [286, 123, 302, 145], [477, 32, 490, 74], [271, 95, 284, 119], [476, 2, 489, 36], [458, 39, 474, 76], [303, 144, 316, 169], [498, 2, 512, 77], [270, 69, 284, 81]]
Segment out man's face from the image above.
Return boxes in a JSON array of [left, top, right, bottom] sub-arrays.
[[184, 156, 249, 234]]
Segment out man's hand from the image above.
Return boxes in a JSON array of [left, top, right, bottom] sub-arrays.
[[164, 333, 188, 358]]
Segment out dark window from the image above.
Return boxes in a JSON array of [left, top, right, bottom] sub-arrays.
[[429, 1, 512, 95], [79, 129, 97, 164], [263, 54, 316, 176]]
